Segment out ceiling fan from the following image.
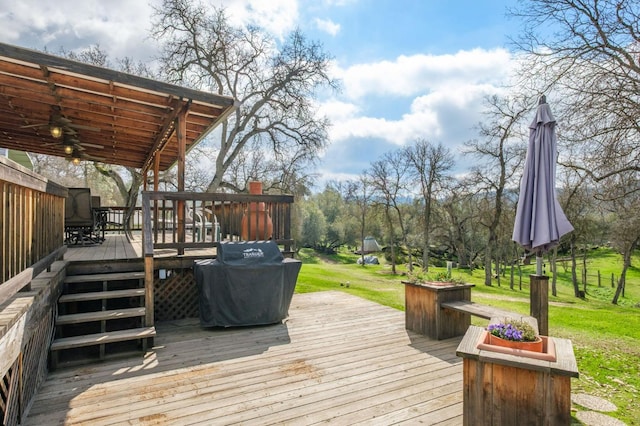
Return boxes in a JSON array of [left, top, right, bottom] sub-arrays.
[[38, 134, 104, 156], [20, 107, 101, 138], [69, 147, 105, 165]]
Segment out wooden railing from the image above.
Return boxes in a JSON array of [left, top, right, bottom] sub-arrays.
[[140, 191, 294, 256], [1, 157, 67, 424], [139, 190, 294, 328], [0, 156, 67, 303], [100, 206, 142, 232]]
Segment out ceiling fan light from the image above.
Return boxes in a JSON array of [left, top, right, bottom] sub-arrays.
[[50, 126, 63, 139], [63, 142, 74, 155], [71, 149, 82, 165]]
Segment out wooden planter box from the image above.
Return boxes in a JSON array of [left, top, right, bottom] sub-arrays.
[[403, 281, 474, 339], [456, 326, 579, 425]]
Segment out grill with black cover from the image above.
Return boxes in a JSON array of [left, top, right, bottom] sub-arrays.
[[194, 241, 301, 327]]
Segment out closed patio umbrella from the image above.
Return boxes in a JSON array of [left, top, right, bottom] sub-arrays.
[[512, 96, 573, 275]]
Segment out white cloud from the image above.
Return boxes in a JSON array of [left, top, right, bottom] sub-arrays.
[[334, 48, 513, 99], [315, 18, 341, 36], [0, 0, 300, 59], [0, 0, 159, 60], [322, 48, 514, 149], [321, 0, 356, 6], [225, 0, 299, 40], [0, 0, 518, 185]]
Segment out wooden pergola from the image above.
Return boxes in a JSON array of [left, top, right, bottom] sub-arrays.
[[0, 41, 241, 335], [0, 42, 238, 187]]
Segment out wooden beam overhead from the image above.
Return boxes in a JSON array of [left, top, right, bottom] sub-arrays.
[[0, 42, 238, 171]]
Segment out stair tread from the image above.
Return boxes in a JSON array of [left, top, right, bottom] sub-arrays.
[[51, 327, 156, 351], [64, 271, 144, 284], [56, 307, 146, 325], [59, 288, 145, 303]]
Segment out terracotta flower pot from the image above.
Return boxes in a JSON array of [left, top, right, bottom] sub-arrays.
[[241, 181, 273, 240], [488, 334, 544, 353]]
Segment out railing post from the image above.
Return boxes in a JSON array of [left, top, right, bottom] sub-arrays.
[[141, 192, 154, 328]]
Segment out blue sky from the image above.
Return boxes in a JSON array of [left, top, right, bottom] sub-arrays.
[[0, 0, 522, 187]]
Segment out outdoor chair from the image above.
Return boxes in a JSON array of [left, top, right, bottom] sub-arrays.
[[91, 195, 108, 242], [64, 188, 99, 245], [187, 206, 217, 242]]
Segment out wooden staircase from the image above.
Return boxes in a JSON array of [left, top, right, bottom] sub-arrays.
[[50, 271, 155, 369]]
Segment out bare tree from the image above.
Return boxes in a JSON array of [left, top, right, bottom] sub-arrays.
[[368, 151, 410, 275], [404, 139, 454, 271], [151, 1, 337, 193], [465, 95, 528, 285], [555, 168, 600, 297], [344, 175, 374, 266], [441, 183, 485, 270], [93, 165, 144, 235], [604, 174, 640, 304], [510, 0, 640, 184]]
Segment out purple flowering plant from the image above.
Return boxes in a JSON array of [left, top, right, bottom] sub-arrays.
[[487, 319, 537, 342]]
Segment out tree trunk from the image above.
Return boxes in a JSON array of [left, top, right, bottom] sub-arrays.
[[484, 243, 493, 286], [570, 240, 580, 297], [360, 213, 366, 267], [509, 259, 514, 290], [94, 165, 142, 238], [422, 242, 429, 272], [422, 199, 431, 272], [385, 209, 397, 275], [582, 247, 588, 292], [612, 245, 634, 304], [551, 248, 558, 297], [612, 264, 627, 305]]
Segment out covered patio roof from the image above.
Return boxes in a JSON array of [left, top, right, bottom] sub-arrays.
[[0, 42, 237, 173]]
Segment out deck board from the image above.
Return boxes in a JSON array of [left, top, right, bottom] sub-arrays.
[[24, 291, 463, 425], [63, 233, 142, 261], [63, 233, 218, 262]]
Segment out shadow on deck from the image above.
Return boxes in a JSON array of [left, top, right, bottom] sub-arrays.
[[24, 292, 463, 425]]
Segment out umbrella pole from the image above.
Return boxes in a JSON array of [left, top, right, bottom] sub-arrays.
[[536, 255, 543, 276], [531, 253, 548, 336]]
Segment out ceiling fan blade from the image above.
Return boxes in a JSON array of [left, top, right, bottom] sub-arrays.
[[79, 142, 104, 149], [55, 117, 72, 126], [20, 123, 48, 128], [68, 123, 101, 132], [51, 115, 100, 132]]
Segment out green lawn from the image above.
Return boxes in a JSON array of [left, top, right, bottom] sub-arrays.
[[295, 247, 640, 425]]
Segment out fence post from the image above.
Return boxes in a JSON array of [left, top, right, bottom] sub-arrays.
[[611, 273, 615, 288], [598, 270, 601, 287]]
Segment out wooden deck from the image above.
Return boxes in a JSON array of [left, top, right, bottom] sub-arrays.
[[63, 233, 219, 262], [63, 233, 142, 262], [24, 291, 463, 425]]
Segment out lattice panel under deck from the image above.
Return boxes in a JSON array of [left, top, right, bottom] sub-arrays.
[[154, 269, 198, 321]]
